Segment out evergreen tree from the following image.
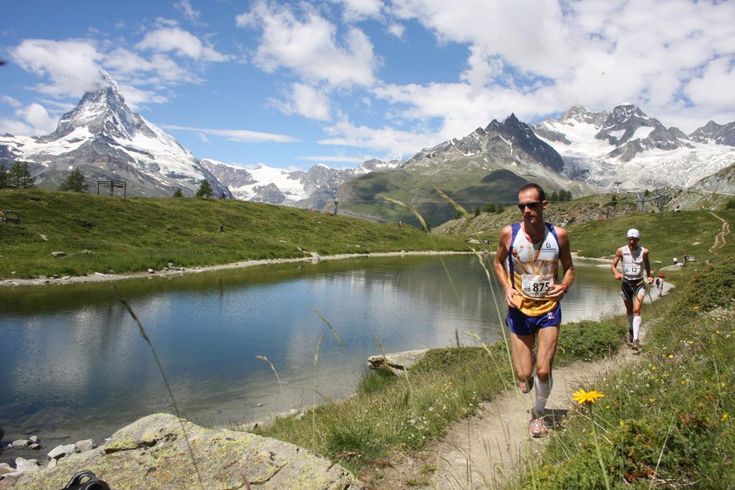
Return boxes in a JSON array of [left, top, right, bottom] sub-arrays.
[[59, 168, 88, 192], [550, 191, 559, 202], [9, 161, 35, 188], [195, 179, 213, 198], [0, 162, 7, 189], [173, 188, 183, 198]]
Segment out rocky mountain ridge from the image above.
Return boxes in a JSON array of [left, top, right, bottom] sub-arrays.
[[533, 104, 735, 191]]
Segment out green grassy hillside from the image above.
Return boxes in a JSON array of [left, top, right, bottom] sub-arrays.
[[339, 167, 542, 227], [0, 189, 467, 279]]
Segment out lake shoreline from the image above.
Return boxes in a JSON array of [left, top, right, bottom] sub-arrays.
[[0, 250, 612, 288], [0, 250, 476, 288]]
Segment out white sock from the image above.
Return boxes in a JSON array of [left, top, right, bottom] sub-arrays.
[[633, 315, 642, 341], [533, 374, 552, 417]]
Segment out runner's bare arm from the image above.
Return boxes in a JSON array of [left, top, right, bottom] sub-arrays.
[[493, 225, 520, 307], [611, 248, 623, 280], [643, 249, 654, 284], [548, 226, 575, 300]]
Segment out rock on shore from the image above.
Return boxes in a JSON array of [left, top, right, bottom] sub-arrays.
[[9, 413, 362, 489]]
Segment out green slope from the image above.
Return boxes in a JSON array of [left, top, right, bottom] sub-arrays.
[[0, 189, 467, 279]]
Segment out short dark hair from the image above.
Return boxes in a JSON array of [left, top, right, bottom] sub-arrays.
[[518, 182, 546, 202]]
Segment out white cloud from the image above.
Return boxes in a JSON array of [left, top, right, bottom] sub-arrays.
[[11, 39, 106, 98], [0, 118, 33, 136], [136, 27, 228, 62], [117, 83, 168, 110], [237, 1, 377, 88], [175, 0, 201, 23], [319, 118, 439, 157], [272, 83, 331, 121], [334, 0, 383, 21], [370, 0, 735, 135], [17, 103, 57, 134], [0, 102, 57, 136], [1, 95, 22, 108], [162, 124, 297, 143], [685, 56, 735, 107], [387, 23, 405, 39], [299, 154, 373, 164]]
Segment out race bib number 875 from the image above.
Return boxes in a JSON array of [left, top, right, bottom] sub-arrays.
[[521, 274, 553, 298]]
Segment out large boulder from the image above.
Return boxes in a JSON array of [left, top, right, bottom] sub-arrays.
[[12, 413, 362, 489]]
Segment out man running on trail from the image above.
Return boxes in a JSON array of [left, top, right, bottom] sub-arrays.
[[611, 228, 654, 354], [494, 183, 575, 438]]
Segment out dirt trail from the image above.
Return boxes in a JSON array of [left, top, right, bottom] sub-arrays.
[[376, 314, 665, 489], [708, 212, 730, 254]]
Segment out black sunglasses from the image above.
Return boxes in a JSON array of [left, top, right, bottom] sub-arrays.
[[517, 201, 542, 211]]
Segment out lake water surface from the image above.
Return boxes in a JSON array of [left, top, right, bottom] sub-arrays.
[[0, 255, 622, 455]]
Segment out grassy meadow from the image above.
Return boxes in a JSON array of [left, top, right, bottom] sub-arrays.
[[0, 189, 466, 278], [252, 209, 735, 487], [524, 254, 735, 489]]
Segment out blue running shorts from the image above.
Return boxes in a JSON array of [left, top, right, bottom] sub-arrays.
[[506, 303, 562, 336]]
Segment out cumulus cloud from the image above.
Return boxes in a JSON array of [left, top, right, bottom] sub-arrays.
[[236, 0, 377, 88], [11, 39, 106, 98], [162, 124, 297, 143], [136, 26, 229, 62], [0, 102, 57, 136], [368, 0, 735, 134], [272, 83, 331, 121]]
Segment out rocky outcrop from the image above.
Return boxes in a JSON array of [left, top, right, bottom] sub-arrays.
[[9, 413, 362, 489], [368, 349, 429, 376]]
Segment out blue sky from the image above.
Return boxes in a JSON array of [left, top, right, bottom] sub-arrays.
[[2, 0, 734, 170]]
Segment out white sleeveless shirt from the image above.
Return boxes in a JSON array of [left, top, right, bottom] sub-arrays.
[[619, 245, 647, 281]]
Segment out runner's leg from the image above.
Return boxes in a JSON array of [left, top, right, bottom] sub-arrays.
[[632, 292, 644, 341], [533, 326, 559, 417], [510, 332, 535, 392]]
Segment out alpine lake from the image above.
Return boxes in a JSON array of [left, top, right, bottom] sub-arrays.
[[0, 254, 623, 461]]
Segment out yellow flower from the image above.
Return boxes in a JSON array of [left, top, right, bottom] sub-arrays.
[[722, 413, 730, 422], [572, 389, 605, 405]]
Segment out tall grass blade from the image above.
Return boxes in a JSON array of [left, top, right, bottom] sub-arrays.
[[435, 188, 470, 219], [114, 286, 205, 490], [314, 309, 346, 347], [379, 194, 430, 233], [255, 355, 284, 392]]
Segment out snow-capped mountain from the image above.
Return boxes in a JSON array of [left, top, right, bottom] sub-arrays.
[[689, 121, 735, 146], [534, 105, 735, 190], [0, 76, 230, 197], [201, 158, 399, 208]]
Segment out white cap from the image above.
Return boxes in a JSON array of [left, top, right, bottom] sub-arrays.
[[627, 228, 640, 239]]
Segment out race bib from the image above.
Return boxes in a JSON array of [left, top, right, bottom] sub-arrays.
[[623, 263, 641, 276], [521, 274, 553, 298]]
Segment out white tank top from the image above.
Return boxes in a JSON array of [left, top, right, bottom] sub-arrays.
[[620, 245, 647, 281], [506, 222, 560, 315]]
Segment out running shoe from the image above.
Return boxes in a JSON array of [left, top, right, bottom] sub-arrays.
[[518, 376, 534, 394], [529, 416, 549, 438], [632, 340, 641, 355]]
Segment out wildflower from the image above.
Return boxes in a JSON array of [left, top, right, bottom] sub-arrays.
[[667, 354, 674, 359], [572, 389, 605, 405], [722, 413, 730, 422]]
